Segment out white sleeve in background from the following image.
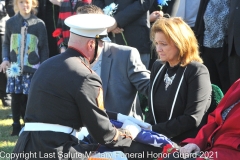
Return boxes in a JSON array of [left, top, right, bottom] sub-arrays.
[[176, 0, 186, 18], [176, 0, 201, 27], [185, 0, 201, 27]]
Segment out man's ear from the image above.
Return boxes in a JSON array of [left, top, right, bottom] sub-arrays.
[[87, 39, 95, 51]]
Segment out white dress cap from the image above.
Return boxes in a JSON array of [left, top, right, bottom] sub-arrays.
[[64, 14, 115, 42]]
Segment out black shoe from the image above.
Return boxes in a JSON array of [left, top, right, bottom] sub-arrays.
[[11, 123, 21, 136]]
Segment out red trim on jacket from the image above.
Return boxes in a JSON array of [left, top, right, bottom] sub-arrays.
[[68, 46, 90, 61]]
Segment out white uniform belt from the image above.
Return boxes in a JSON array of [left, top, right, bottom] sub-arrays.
[[24, 123, 77, 138]]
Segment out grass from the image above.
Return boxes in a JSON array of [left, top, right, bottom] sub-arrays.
[[0, 102, 21, 160]]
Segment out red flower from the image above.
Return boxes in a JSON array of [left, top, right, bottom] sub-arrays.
[[82, 0, 92, 4], [157, 144, 177, 160], [52, 28, 62, 37]]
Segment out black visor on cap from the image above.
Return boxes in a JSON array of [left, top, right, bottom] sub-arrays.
[[96, 35, 111, 42]]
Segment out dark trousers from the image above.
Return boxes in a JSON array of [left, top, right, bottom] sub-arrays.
[[11, 93, 28, 124], [0, 70, 7, 98], [0, 35, 7, 98], [229, 46, 240, 85], [201, 46, 230, 93]]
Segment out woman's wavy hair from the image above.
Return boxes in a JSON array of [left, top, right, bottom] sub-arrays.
[[13, 0, 38, 15], [150, 17, 202, 66]]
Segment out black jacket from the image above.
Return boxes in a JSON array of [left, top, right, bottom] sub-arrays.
[[193, 0, 209, 52], [12, 48, 133, 159], [228, 0, 240, 56], [93, 0, 154, 54], [145, 60, 212, 144]]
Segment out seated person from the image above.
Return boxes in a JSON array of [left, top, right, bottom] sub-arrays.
[[124, 17, 212, 160], [146, 17, 212, 144], [165, 78, 240, 160]]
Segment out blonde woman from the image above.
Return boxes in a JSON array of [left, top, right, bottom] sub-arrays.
[[145, 17, 212, 144], [123, 17, 212, 160]]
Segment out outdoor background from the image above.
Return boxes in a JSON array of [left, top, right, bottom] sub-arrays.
[[0, 102, 21, 160]]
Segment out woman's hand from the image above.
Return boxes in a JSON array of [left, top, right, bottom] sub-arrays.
[[150, 11, 163, 22], [111, 27, 124, 34], [179, 143, 200, 159], [107, 21, 117, 32], [0, 61, 10, 73]]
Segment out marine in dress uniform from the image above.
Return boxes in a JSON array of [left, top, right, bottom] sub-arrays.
[[12, 14, 140, 160]]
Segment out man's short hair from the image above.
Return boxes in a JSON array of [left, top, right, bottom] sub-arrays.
[[76, 4, 104, 14]]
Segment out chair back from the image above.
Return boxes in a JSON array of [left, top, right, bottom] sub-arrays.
[[208, 84, 224, 113]]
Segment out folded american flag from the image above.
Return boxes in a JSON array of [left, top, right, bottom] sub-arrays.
[[110, 119, 174, 148]]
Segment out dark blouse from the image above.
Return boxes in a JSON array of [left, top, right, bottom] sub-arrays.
[[146, 60, 212, 144], [153, 63, 180, 123]]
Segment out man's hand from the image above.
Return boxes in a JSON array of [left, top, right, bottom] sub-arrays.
[[179, 143, 200, 159], [0, 61, 10, 73], [121, 120, 141, 140], [117, 113, 151, 129]]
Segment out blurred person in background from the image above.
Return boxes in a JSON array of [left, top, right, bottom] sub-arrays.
[[93, 0, 155, 69], [54, 0, 92, 53], [0, 0, 10, 107], [37, 0, 60, 57], [194, 0, 230, 93], [228, 0, 240, 86]]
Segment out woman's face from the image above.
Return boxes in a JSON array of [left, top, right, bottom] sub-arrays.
[[154, 32, 180, 67], [17, 0, 32, 16]]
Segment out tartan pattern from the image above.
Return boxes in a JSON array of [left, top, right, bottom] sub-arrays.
[[55, 0, 91, 47]]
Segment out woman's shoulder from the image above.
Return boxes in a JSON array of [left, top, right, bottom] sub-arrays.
[[31, 14, 45, 24], [185, 61, 209, 75], [25, 15, 46, 30], [6, 14, 17, 23], [150, 60, 165, 75], [187, 61, 207, 69]]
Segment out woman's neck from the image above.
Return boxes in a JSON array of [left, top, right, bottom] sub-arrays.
[[168, 60, 180, 67], [20, 13, 31, 19]]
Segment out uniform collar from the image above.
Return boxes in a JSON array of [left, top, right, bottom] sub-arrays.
[[67, 47, 90, 67]]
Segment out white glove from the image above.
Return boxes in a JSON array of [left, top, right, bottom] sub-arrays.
[[121, 120, 141, 140], [117, 113, 151, 129], [179, 143, 200, 159]]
